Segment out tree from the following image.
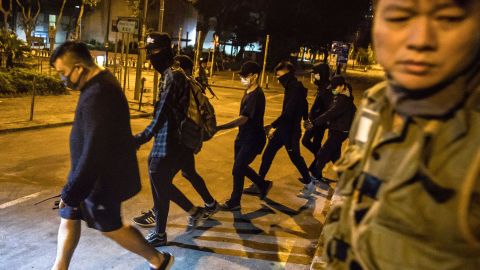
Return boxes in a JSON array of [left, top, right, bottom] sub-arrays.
[[16, 0, 41, 47], [73, 0, 100, 40], [49, 0, 67, 51], [0, 0, 13, 30]]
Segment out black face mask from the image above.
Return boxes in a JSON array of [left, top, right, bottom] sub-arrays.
[[149, 49, 174, 73], [61, 66, 85, 90]]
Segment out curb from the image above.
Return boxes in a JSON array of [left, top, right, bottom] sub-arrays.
[[210, 84, 244, 90], [0, 112, 152, 135]]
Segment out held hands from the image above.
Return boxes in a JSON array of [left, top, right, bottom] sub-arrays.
[[264, 125, 274, 140], [304, 120, 314, 130]]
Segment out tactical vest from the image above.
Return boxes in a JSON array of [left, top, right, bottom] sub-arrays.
[[322, 82, 480, 270]]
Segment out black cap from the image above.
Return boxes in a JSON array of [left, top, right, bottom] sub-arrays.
[[239, 61, 261, 77], [330, 75, 346, 89], [145, 32, 172, 50]]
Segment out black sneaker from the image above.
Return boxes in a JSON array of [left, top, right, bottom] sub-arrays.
[[146, 230, 167, 247], [220, 200, 241, 211], [260, 180, 273, 200], [202, 201, 220, 220], [150, 251, 174, 270], [187, 207, 204, 232], [243, 183, 260, 194], [133, 209, 156, 227]]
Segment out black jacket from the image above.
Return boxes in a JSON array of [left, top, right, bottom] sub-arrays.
[[62, 70, 141, 207], [312, 93, 356, 132], [309, 80, 333, 120], [272, 72, 308, 136]]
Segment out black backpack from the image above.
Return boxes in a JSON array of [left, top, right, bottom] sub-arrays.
[[178, 75, 217, 153]]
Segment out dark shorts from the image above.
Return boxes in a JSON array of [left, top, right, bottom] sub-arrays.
[[59, 198, 123, 232]]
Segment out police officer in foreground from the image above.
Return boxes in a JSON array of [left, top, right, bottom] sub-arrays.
[[322, 0, 480, 269]]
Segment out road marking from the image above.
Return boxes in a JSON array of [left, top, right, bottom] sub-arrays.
[[266, 93, 283, 100], [0, 192, 43, 209]]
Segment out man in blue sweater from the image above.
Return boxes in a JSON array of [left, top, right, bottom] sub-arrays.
[[50, 41, 173, 270]]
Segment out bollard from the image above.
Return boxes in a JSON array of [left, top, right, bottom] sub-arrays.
[[138, 77, 146, 111], [30, 76, 36, 121], [265, 74, 270, 89], [231, 72, 235, 82]]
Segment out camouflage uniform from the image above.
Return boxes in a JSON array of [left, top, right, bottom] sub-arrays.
[[323, 81, 480, 270]]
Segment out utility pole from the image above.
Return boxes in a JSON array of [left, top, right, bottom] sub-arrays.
[[104, 0, 112, 67], [134, 0, 149, 100], [152, 0, 165, 104], [177, 27, 182, 55], [260, 35, 270, 88]]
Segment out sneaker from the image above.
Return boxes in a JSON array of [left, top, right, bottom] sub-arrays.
[[133, 209, 156, 227], [202, 201, 220, 220], [187, 207, 204, 232], [243, 183, 261, 194], [150, 251, 174, 270], [297, 181, 316, 198], [220, 200, 241, 211], [146, 231, 167, 247], [259, 180, 273, 200]]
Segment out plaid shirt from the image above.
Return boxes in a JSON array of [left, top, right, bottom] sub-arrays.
[[135, 67, 188, 158]]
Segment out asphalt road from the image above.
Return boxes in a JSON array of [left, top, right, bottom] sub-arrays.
[[0, 84, 336, 270]]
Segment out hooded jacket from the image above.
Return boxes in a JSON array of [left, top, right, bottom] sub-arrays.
[[272, 72, 309, 136]]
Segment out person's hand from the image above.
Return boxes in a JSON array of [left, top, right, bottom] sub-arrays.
[[304, 120, 313, 130], [264, 125, 273, 135], [58, 199, 66, 209], [264, 125, 274, 140]]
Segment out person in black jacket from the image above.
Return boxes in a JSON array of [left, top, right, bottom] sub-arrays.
[[253, 61, 315, 198], [302, 62, 332, 175], [50, 41, 173, 270], [305, 75, 356, 181]]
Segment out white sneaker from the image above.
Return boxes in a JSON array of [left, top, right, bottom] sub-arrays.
[[297, 181, 315, 198]]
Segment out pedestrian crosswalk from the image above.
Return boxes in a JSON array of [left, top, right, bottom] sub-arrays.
[[157, 185, 335, 269]]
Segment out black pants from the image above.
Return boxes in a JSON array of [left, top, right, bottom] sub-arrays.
[[149, 144, 215, 233], [230, 142, 267, 205], [302, 125, 326, 172], [313, 129, 349, 178], [259, 130, 311, 184]]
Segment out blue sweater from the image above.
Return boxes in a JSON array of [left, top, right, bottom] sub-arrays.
[[61, 70, 141, 207]]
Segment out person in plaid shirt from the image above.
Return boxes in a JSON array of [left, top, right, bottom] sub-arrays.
[[134, 33, 218, 247]]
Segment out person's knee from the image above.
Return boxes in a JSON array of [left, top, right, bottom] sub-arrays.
[[232, 164, 245, 176], [60, 218, 81, 230]]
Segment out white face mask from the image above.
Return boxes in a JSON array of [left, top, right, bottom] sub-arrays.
[[240, 77, 250, 87], [314, 74, 321, 81]]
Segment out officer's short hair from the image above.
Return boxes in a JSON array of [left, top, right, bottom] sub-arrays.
[[50, 41, 95, 68], [373, 0, 471, 8], [274, 61, 295, 74]]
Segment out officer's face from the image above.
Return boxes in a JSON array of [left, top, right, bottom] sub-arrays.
[[373, 0, 480, 91]]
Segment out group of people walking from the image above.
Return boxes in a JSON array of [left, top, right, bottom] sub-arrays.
[[47, 32, 356, 270], [47, 0, 480, 268]]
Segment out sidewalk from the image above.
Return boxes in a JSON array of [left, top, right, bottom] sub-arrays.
[[0, 90, 153, 134]]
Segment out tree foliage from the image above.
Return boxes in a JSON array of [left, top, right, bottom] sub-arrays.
[[192, 0, 371, 64], [15, 0, 41, 47]]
